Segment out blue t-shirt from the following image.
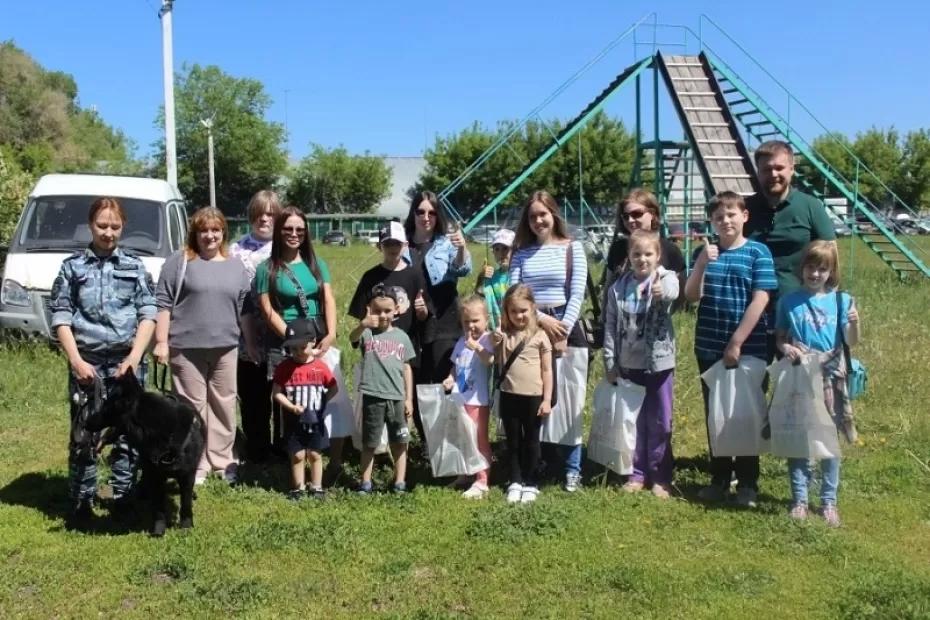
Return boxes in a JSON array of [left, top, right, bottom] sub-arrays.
[[775, 289, 852, 353], [694, 239, 778, 360]]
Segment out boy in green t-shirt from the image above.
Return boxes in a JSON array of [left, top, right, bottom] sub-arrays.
[[475, 228, 514, 330], [349, 284, 416, 494]]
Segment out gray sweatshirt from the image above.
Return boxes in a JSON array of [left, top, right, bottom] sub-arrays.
[[156, 250, 250, 350], [603, 266, 679, 373]]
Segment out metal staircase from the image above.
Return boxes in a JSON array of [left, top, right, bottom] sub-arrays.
[[704, 52, 930, 280]]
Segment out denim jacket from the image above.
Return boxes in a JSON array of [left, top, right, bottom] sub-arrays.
[[49, 246, 156, 361], [403, 233, 472, 287]]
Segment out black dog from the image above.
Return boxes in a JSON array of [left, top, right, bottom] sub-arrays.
[[85, 371, 204, 537]]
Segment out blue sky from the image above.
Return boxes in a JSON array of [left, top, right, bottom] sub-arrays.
[[3, 0, 928, 161]]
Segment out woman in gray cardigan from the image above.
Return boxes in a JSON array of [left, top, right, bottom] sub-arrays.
[[602, 230, 680, 498], [154, 207, 251, 485]]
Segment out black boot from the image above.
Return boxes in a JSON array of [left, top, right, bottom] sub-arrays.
[[65, 499, 93, 530]]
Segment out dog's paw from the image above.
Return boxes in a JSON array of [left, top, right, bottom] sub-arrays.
[[179, 517, 193, 529], [151, 520, 167, 537]]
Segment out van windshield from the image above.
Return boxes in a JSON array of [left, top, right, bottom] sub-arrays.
[[14, 195, 165, 255]]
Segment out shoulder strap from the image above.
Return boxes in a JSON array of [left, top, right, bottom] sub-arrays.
[[835, 291, 854, 375], [496, 336, 528, 384], [173, 252, 187, 307], [280, 263, 310, 318]]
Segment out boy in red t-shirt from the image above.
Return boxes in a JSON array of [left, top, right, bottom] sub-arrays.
[[272, 319, 338, 500]]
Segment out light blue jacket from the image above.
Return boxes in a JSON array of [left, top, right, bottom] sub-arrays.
[[403, 233, 471, 287]]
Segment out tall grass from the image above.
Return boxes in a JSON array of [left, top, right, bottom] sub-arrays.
[[0, 238, 929, 619]]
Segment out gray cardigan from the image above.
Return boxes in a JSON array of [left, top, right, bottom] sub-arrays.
[[603, 266, 679, 373]]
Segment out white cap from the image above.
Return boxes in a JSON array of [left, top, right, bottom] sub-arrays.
[[491, 228, 515, 248], [379, 221, 407, 244]]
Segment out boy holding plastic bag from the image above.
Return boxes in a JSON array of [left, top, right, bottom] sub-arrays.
[[684, 191, 778, 507], [773, 241, 861, 526], [602, 230, 679, 498]]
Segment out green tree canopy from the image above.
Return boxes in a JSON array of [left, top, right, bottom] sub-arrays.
[[286, 145, 391, 214], [415, 111, 635, 219], [154, 64, 287, 214], [0, 41, 138, 175]]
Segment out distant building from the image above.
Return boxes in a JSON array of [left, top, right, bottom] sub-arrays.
[[376, 156, 426, 218]]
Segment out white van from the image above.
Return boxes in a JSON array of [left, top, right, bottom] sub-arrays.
[[0, 174, 187, 338]]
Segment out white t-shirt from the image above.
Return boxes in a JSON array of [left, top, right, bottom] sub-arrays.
[[449, 333, 493, 406]]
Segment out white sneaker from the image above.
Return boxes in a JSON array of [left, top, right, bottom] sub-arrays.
[[564, 473, 582, 493], [506, 483, 523, 503], [462, 483, 488, 500], [520, 486, 540, 503]]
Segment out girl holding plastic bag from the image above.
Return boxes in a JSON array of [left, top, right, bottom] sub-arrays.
[[603, 231, 679, 498], [491, 284, 553, 504], [442, 296, 495, 499], [775, 241, 861, 526]]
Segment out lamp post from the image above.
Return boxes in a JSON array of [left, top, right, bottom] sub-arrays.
[[201, 117, 216, 208], [160, 0, 177, 189]]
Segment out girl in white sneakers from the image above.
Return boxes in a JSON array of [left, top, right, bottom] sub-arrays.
[[491, 284, 553, 503]]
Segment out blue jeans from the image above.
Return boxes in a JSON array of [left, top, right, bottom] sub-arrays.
[[559, 444, 582, 476], [788, 458, 840, 506]]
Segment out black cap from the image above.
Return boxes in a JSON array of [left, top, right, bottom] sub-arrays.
[[367, 282, 399, 304], [283, 318, 321, 348]]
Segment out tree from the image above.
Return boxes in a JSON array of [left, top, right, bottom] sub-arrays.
[[286, 145, 391, 214], [0, 41, 138, 175], [898, 130, 930, 209], [415, 111, 636, 220], [0, 150, 33, 245], [154, 64, 287, 214]]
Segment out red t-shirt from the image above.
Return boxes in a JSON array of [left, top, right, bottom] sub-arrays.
[[273, 358, 336, 415]]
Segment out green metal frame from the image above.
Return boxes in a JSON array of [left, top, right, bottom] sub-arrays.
[[460, 55, 653, 234], [707, 52, 930, 279]]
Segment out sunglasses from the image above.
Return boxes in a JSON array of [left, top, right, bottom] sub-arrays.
[[624, 209, 647, 220], [282, 227, 306, 235], [416, 208, 436, 217]]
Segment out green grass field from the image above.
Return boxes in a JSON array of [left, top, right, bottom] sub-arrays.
[[1, 239, 929, 619]]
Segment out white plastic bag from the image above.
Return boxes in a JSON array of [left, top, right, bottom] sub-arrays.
[[320, 347, 354, 439], [351, 364, 389, 455], [701, 357, 769, 457], [767, 355, 840, 459], [540, 346, 588, 446], [416, 384, 489, 477], [587, 379, 645, 475]]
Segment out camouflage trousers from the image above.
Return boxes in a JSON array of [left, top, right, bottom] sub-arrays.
[[67, 359, 146, 504]]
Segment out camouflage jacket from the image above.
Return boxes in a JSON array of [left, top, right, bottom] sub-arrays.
[[49, 246, 157, 361]]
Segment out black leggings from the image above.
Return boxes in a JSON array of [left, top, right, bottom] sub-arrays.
[[237, 359, 271, 461], [499, 391, 543, 486]]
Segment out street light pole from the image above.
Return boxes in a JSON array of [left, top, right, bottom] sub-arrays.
[[201, 117, 216, 208], [160, 0, 177, 189]]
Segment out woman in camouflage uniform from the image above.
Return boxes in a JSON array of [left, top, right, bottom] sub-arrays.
[[49, 197, 157, 526]]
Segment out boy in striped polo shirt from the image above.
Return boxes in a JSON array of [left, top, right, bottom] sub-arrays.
[[684, 191, 778, 508]]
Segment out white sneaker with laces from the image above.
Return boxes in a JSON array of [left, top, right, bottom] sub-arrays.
[[520, 486, 540, 503], [506, 483, 523, 503]]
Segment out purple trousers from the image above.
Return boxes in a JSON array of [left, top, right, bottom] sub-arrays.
[[624, 368, 674, 485]]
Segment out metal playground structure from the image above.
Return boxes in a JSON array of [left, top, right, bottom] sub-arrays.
[[437, 14, 930, 280]]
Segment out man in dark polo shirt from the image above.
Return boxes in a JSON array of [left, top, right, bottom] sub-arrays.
[[744, 140, 836, 294]]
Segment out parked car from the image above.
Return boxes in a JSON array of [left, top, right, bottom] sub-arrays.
[[355, 229, 380, 245], [0, 173, 187, 339], [321, 229, 349, 246]]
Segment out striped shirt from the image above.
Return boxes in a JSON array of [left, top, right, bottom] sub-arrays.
[[694, 239, 777, 361], [509, 240, 587, 330]]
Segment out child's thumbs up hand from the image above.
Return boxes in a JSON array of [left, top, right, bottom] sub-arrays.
[[651, 275, 663, 300], [704, 244, 719, 262], [491, 328, 505, 346], [482, 261, 494, 279], [414, 289, 427, 320]]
